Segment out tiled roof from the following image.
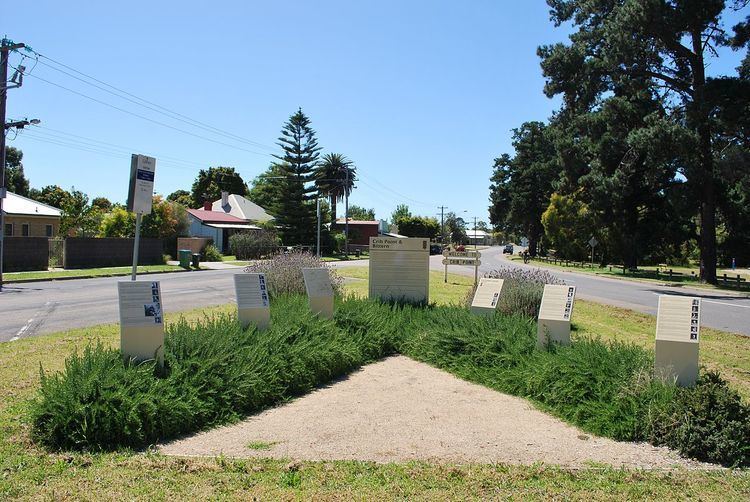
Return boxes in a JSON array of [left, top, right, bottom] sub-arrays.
[[334, 219, 379, 225], [186, 208, 247, 223]]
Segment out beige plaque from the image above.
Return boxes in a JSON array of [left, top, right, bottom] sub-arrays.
[[302, 268, 334, 319], [537, 284, 576, 348], [369, 237, 429, 303], [118, 281, 165, 366], [234, 273, 271, 331], [470, 278, 504, 316], [655, 295, 700, 386]]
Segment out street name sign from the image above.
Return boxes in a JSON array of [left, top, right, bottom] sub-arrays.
[[655, 295, 700, 386], [117, 280, 164, 366], [303, 268, 334, 319], [537, 284, 576, 348], [234, 273, 271, 331], [369, 237, 429, 303], [127, 154, 156, 215], [470, 277, 505, 316], [442, 248, 481, 283]]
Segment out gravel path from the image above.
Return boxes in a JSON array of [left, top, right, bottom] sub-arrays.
[[160, 356, 712, 468]]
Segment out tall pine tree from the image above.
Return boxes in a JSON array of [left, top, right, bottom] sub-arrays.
[[272, 108, 321, 245]]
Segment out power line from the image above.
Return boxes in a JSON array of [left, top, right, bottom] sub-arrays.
[[33, 56, 279, 152], [18, 69, 274, 158]]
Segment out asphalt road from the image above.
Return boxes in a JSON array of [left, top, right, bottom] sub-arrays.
[[0, 247, 748, 342], [436, 246, 750, 336]]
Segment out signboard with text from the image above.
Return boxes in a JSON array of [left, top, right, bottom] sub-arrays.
[[470, 278, 504, 316], [117, 280, 164, 365], [655, 295, 700, 386], [302, 268, 334, 319], [369, 237, 429, 303], [234, 273, 271, 331], [537, 284, 576, 348], [127, 154, 156, 215]]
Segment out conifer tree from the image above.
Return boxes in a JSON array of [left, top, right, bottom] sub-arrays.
[[272, 108, 321, 245]]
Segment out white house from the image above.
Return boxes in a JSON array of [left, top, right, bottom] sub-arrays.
[[211, 192, 274, 224]]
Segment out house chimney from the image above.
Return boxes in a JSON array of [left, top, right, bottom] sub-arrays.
[[221, 191, 229, 208], [203, 200, 212, 211]]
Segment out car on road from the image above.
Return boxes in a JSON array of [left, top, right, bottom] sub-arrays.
[[429, 244, 443, 255], [503, 244, 514, 254]]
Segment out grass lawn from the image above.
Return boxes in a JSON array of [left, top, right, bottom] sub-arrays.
[[3, 264, 185, 283], [1, 274, 749, 498], [511, 255, 750, 293]]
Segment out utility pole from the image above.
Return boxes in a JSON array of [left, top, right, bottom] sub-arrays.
[[0, 38, 27, 292], [316, 196, 321, 257], [343, 166, 349, 256], [438, 206, 448, 245]]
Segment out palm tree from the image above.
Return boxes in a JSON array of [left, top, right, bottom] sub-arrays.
[[313, 153, 356, 223]]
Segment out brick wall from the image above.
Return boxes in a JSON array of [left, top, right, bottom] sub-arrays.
[[3, 237, 49, 271], [177, 237, 213, 254], [4, 215, 60, 238], [64, 238, 163, 269]]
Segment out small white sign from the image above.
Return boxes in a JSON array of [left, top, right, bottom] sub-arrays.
[[537, 284, 576, 348], [471, 278, 504, 313], [656, 295, 700, 343], [127, 154, 156, 215], [234, 273, 271, 330], [303, 268, 334, 319], [443, 257, 481, 266], [117, 281, 164, 365], [588, 236, 598, 248], [302, 268, 334, 297]]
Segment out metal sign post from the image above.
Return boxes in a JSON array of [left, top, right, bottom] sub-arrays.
[[126, 154, 156, 281], [588, 236, 598, 268]]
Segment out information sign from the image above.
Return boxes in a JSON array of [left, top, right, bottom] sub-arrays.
[[302, 268, 334, 319], [117, 280, 164, 365], [127, 154, 156, 215], [655, 295, 700, 386], [234, 273, 271, 331], [537, 284, 576, 348], [470, 278, 504, 316], [369, 237, 429, 303]]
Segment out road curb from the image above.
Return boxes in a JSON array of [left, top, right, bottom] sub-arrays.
[[4, 267, 203, 285]]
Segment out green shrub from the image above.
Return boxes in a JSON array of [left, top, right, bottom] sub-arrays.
[[229, 232, 278, 260], [201, 244, 223, 262], [243, 251, 343, 297], [464, 267, 565, 318], [28, 297, 750, 467]]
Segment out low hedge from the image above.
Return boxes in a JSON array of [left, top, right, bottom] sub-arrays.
[[30, 298, 750, 467]]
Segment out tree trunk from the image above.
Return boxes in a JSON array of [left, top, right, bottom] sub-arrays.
[[691, 31, 718, 284], [330, 198, 337, 225]]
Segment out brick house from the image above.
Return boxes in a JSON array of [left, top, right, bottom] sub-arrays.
[[2, 191, 61, 238], [331, 218, 380, 246]]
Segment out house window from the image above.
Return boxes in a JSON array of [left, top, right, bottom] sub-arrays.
[[46, 224, 53, 237], [4, 223, 12, 236], [22, 223, 30, 237]]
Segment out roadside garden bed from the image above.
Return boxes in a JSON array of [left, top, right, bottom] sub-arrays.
[[30, 295, 750, 467]]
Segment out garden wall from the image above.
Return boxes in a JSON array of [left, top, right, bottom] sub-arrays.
[[177, 237, 213, 255], [64, 238, 163, 268], [3, 237, 49, 272]]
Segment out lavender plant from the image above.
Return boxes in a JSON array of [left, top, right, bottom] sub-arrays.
[[244, 250, 343, 297], [464, 266, 565, 318]]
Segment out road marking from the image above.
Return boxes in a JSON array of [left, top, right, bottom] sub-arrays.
[[11, 317, 35, 341], [9, 301, 57, 341], [703, 300, 750, 309]]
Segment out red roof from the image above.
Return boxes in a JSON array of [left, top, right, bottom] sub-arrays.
[[187, 208, 248, 223]]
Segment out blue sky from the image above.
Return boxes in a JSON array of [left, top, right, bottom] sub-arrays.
[[6, 1, 747, 225]]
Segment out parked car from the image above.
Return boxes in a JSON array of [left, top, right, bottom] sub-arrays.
[[503, 244, 514, 254], [429, 243, 443, 255]]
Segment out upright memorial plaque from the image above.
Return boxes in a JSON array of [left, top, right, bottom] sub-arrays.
[[117, 281, 165, 366], [302, 268, 334, 319], [655, 295, 700, 386], [536, 284, 576, 349], [470, 277, 505, 316], [369, 237, 429, 303], [234, 273, 271, 331]]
